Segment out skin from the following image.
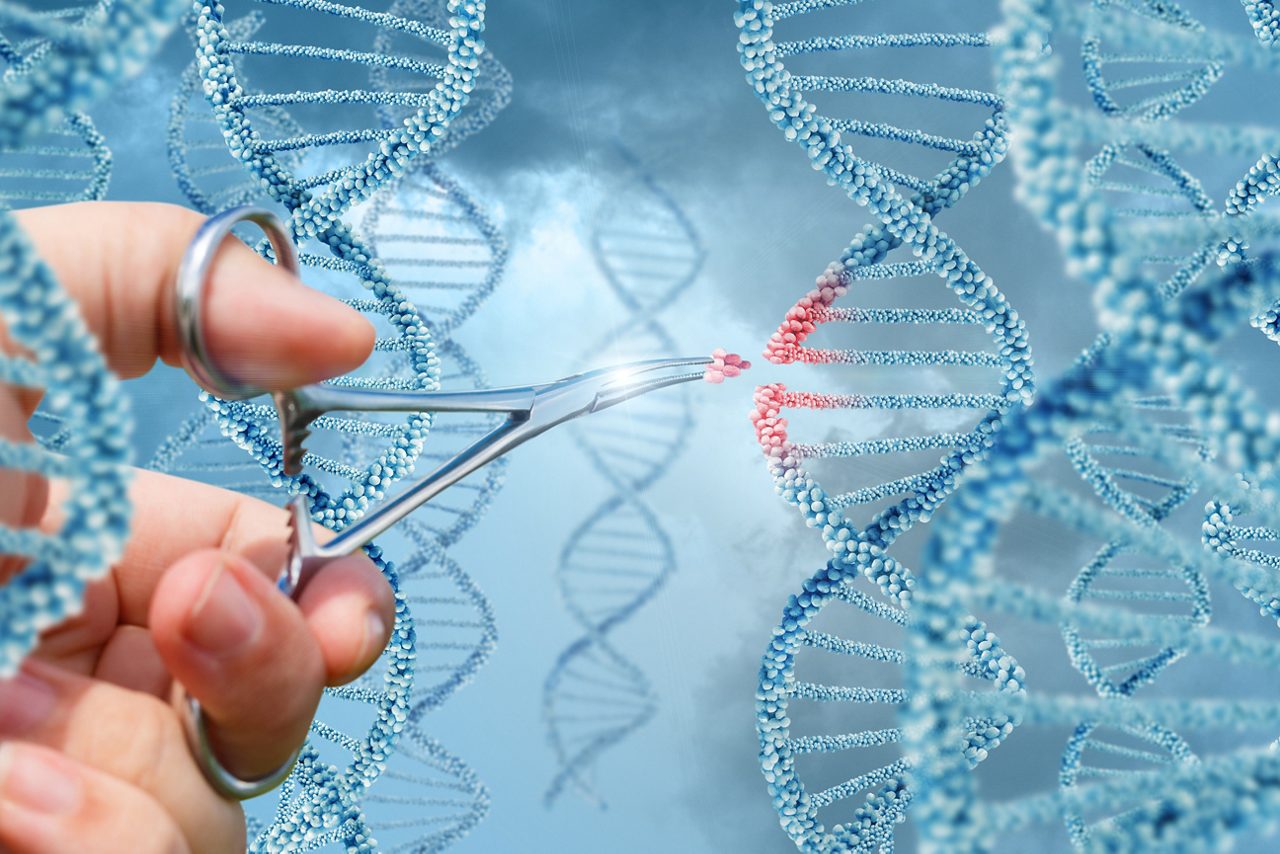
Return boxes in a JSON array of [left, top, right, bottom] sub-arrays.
[[0, 202, 394, 853]]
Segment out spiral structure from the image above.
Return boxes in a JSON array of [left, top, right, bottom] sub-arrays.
[[356, 721, 489, 853], [735, 1, 1039, 847], [1244, 0, 1280, 46], [0, 0, 187, 675], [167, 12, 304, 214], [1204, 494, 1280, 627], [0, 112, 109, 210], [877, 0, 1280, 849], [361, 159, 508, 341], [542, 147, 705, 808], [187, 0, 493, 526], [369, 0, 510, 160], [158, 0, 513, 847]]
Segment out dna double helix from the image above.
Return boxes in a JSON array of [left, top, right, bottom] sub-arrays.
[[0, 0, 187, 674], [1244, 0, 1280, 45], [885, 0, 1280, 849], [0, 112, 109, 211], [186, 0, 491, 523], [161, 0, 510, 845], [735, 0, 1037, 847], [542, 148, 706, 808], [152, 0, 505, 848]]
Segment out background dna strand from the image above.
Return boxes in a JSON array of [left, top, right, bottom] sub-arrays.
[[1244, 0, 1280, 45], [0, 0, 187, 675], [884, 0, 1280, 850], [542, 148, 706, 808], [735, 0, 1036, 847], [156, 0, 511, 847]]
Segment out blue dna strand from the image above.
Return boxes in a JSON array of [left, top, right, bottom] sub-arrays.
[[361, 159, 508, 340], [870, 2, 1280, 848], [1060, 396, 1210, 700], [149, 405, 281, 502], [0, 0, 186, 675], [0, 113, 109, 211], [0, 0, 182, 146], [542, 148, 706, 808], [328, 519, 492, 851], [996, 0, 1280, 306], [190, 0, 485, 232], [1204, 493, 1280, 627], [186, 0, 491, 522], [369, 0, 510, 160], [758, 558, 1025, 851], [354, 720, 489, 852], [167, 12, 307, 214], [735, 1, 1037, 846], [1244, 0, 1280, 46], [898, 249, 1280, 851]]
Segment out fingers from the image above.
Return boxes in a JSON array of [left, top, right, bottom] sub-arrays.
[[148, 550, 325, 782], [13, 202, 374, 390], [0, 383, 46, 585], [0, 742, 190, 854], [296, 549, 396, 685], [147, 546, 392, 783], [39, 468, 395, 686], [0, 662, 242, 853]]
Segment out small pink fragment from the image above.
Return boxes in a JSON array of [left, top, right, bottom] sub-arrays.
[[704, 348, 752, 383]]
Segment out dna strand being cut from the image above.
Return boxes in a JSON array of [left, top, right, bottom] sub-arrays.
[[542, 148, 706, 808], [0, 0, 187, 674], [735, 0, 1038, 847]]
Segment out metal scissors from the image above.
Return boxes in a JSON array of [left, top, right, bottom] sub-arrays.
[[174, 206, 717, 799]]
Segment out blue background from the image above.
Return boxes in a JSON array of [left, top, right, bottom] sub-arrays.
[[68, 0, 1280, 851]]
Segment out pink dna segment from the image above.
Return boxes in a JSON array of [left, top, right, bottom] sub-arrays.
[[704, 348, 752, 384], [764, 279, 848, 365]]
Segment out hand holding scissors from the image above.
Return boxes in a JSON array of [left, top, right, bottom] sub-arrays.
[[0, 202, 388, 853], [174, 206, 741, 799]]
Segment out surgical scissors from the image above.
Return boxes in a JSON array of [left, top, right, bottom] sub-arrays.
[[173, 205, 722, 799]]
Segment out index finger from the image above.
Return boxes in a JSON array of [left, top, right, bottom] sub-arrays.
[[13, 201, 375, 390], [40, 468, 395, 685]]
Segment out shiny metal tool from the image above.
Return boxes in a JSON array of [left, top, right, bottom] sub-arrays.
[[174, 205, 713, 799]]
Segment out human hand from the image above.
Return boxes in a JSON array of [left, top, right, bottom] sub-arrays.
[[0, 202, 393, 853]]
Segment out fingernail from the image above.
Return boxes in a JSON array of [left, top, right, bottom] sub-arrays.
[[362, 611, 388, 662], [0, 744, 82, 816], [184, 561, 262, 657], [0, 671, 56, 736]]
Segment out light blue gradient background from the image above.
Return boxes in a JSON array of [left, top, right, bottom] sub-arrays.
[[72, 1, 1280, 851]]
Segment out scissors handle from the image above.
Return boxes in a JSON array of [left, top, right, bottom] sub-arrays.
[[175, 205, 300, 401]]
